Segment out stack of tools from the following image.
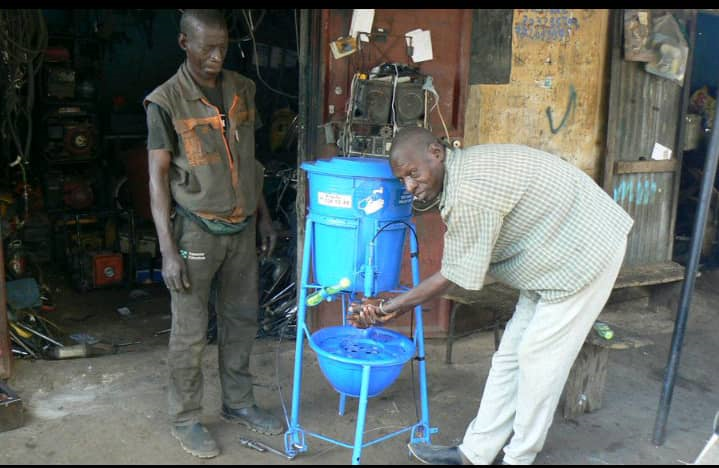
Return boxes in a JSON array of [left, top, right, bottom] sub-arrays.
[[6, 276, 140, 360], [8, 309, 64, 359]]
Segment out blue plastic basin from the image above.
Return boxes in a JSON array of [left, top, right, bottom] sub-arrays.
[[309, 326, 415, 398]]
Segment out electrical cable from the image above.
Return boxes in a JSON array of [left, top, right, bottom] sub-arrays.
[[339, 72, 359, 155], [427, 91, 450, 144], [0, 9, 47, 227], [391, 64, 399, 134], [293, 9, 300, 59], [9, 156, 28, 224], [242, 9, 297, 100], [367, 219, 421, 420]]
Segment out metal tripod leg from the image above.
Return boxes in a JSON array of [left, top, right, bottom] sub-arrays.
[[285, 217, 314, 456], [351, 365, 371, 465], [408, 222, 434, 443]]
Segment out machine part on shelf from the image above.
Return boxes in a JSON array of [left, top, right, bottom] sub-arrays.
[[63, 124, 95, 156], [63, 179, 94, 210], [21, 217, 53, 264], [348, 133, 393, 158], [44, 46, 71, 63], [76, 80, 96, 99], [379, 125, 393, 139], [43, 105, 98, 162], [46, 66, 75, 99], [91, 252, 124, 288]]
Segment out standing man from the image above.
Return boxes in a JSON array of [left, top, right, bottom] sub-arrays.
[[349, 127, 633, 465], [145, 9, 283, 459]]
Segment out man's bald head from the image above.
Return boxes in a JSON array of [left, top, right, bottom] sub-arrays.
[[180, 9, 227, 39], [389, 127, 443, 165], [389, 127, 447, 203]]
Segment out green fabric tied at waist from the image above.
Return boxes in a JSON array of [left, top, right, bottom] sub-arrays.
[[175, 204, 251, 235]]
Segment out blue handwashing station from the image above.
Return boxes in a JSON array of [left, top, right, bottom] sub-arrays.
[[284, 156, 437, 464]]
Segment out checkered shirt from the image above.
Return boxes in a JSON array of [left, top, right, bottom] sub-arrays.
[[439, 145, 634, 303]]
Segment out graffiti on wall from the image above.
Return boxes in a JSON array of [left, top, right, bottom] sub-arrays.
[[514, 9, 580, 42], [614, 178, 658, 206]]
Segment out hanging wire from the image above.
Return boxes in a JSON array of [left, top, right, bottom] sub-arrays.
[[338, 72, 359, 155], [0, 9, 48, 226], [391, 63, 400, 134], [293, 9, 300, 58], [242, 9, 297, 100]]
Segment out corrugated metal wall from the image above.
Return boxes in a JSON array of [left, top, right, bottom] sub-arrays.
[[613, 172, 675, 264], [612, 67, 682, 164]]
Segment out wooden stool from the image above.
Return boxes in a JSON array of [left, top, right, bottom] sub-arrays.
[[560, 325, 652, 419]]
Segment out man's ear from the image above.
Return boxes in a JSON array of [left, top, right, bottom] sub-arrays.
[[178, 32, 188, 51], [428, 141, 445, 162]]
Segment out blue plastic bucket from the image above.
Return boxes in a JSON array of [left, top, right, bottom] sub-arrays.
[[309, 326, 415, 398], [301, 157, 413, 296]]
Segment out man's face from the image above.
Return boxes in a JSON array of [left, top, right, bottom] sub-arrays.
[[179, 22, 228, 83], [390, 142, 446, 203]]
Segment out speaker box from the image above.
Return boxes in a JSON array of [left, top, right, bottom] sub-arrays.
[[394, 82, 425, 126], [353, 80, 392, 125]]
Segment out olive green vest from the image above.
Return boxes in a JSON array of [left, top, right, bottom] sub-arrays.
[[144, 61, 264, 223]]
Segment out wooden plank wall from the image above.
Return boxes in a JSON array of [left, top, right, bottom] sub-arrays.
[[463, 9, 611, 181]]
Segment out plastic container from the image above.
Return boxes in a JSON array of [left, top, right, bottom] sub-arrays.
[[301, 157, 413, 296], [309, 326, 415, 397]]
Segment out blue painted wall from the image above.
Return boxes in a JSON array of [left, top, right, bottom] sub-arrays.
[[691, 12, 719, 95]]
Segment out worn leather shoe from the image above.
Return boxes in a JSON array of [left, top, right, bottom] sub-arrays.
[[171, 422, 220, 459], [408, 442, 471, 465], [220, 404, 284, 435]]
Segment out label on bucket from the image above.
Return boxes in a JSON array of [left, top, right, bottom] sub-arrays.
[[398, 190, 413, 205], [318, 192, 353, 209]]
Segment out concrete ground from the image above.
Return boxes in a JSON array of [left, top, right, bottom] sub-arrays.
[[2, 269, 719, 465]]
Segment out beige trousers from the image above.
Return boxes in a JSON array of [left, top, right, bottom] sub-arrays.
[[459, 237, 627, 465]]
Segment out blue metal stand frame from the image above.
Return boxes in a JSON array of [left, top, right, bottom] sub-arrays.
[[284, 215, 437, 464]]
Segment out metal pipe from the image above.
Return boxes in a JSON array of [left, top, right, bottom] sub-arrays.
[[14, 322, 64, 347], [652, 75, 719, 445], [9, 329, 37, 359]]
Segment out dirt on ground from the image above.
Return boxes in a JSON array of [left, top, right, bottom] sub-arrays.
[[1, 268, 719, 465]]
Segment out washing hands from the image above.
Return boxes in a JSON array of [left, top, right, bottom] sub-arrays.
[[347, 297, 401, 329]]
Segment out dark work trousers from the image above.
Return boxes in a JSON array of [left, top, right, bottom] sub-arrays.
[[167, 213, 259, 425]]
